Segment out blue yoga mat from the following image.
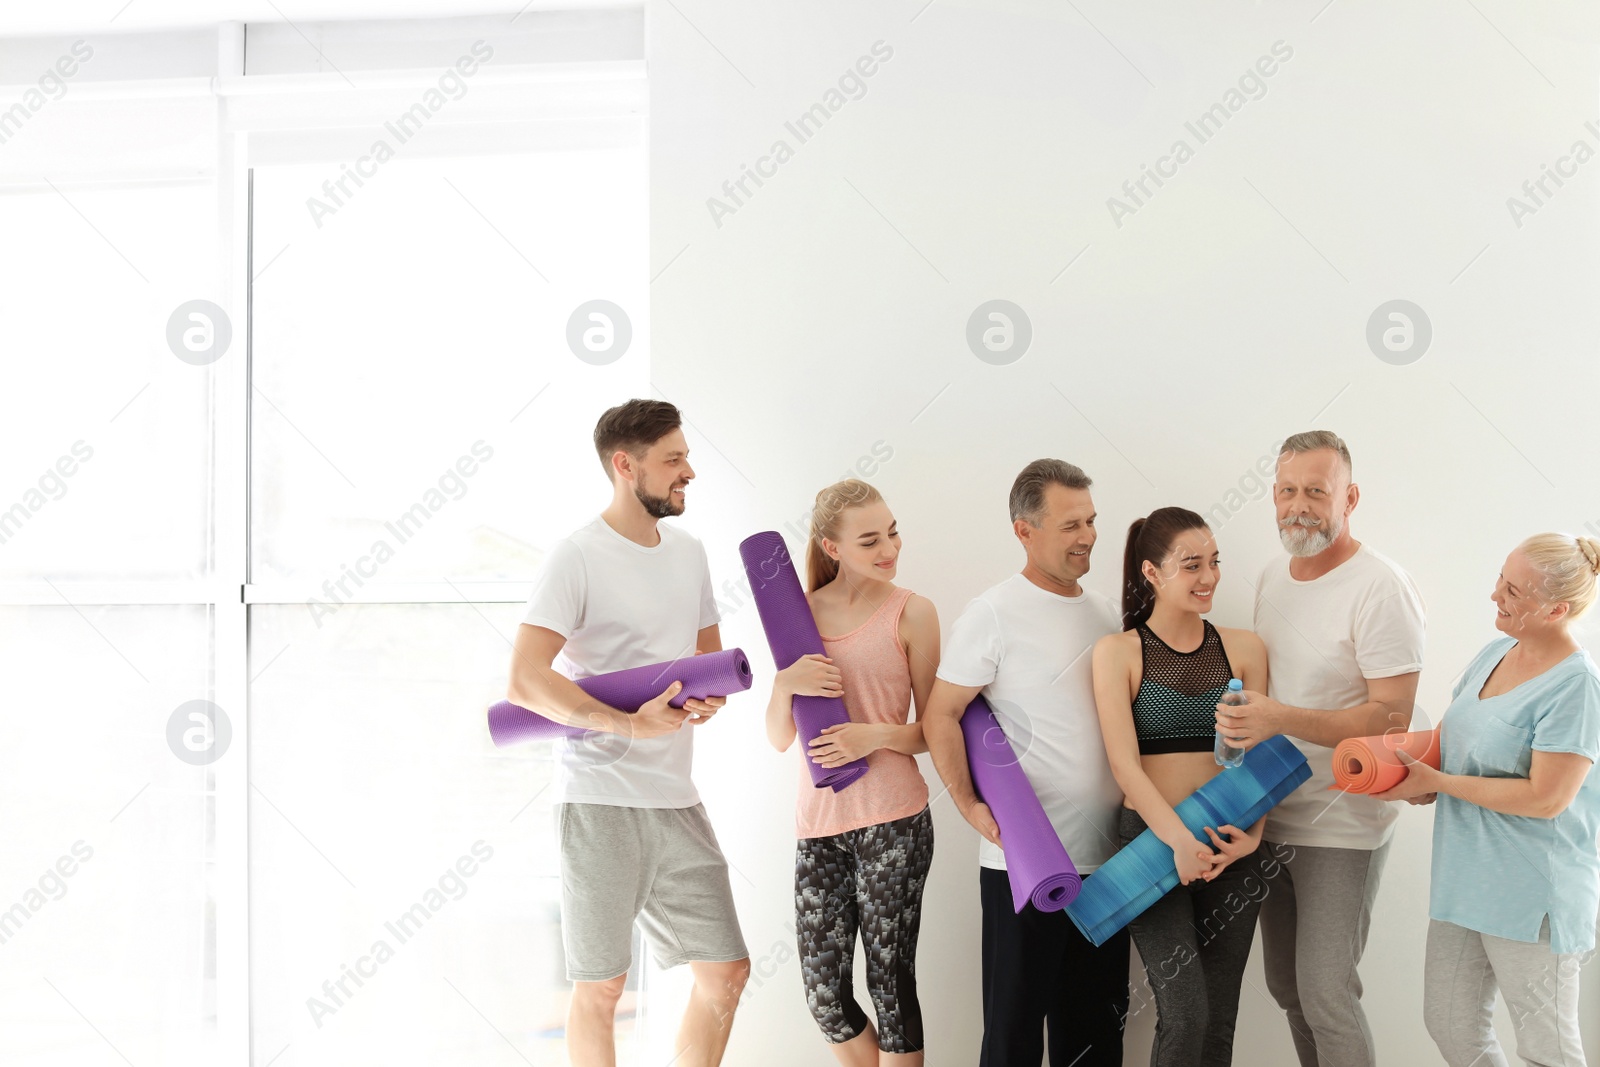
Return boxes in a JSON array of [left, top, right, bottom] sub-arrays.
[[1065, 734, 1311, 946]]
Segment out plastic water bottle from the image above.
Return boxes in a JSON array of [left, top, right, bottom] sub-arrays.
[[1215, 678, 1247, 769]]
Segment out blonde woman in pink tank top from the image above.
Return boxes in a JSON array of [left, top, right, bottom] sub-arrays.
[[763, 478, 940, 1066]]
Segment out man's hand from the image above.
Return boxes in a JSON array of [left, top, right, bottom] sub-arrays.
[[684, 693, 726, 725], [682, 647, 729, 724], [628, 682, 693, 738], [1215, 690, 1285, 752], [961, 800, 1002, 849]]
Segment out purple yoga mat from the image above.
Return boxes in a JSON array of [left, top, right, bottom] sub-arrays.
[[487, 648, 754, 747], [737, 530, 869, 791], [961, 695, 1082, 912]]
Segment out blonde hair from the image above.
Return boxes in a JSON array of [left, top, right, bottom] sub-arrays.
[[805, 478, 883, 592], [1518, 532, 1600, 622]]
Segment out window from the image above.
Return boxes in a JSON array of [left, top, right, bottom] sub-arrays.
[[0, 11, 648, 1065]]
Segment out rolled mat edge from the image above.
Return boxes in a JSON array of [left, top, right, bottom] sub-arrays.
[[1329, 727, 1441, 794]]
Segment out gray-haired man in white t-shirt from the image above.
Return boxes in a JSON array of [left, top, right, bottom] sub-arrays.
[[923, 459, 1129, 1067], [507, 399, 750, 1067], [1215, 430, 1425, 1067]]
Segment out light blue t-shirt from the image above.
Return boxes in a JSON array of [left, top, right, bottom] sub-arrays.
[[1430, 636, 1600, 954]]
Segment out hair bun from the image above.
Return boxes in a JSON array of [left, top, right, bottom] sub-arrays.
[[1581, 536, 1600, 576]]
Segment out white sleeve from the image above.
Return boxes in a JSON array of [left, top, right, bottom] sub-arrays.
[[1354, 569, 1426, 679], [1252, 561, 1270, 629], [1100, 592, 1124, 635], [522, 539, 586, 638], [697, 539, 720, 630], [936, 598, 1003, 688]]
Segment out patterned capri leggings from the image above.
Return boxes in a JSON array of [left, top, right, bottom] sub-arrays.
[[795, 806, 935, 1052]]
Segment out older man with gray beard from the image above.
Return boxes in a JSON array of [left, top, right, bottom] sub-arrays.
[[1213, 430, 1426, 1067]]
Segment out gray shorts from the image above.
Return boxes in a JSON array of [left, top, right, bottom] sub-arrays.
[[558, 802, 748, 982]]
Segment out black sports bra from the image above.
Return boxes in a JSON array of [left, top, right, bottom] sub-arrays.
[[1130, 620, 1235, 755]]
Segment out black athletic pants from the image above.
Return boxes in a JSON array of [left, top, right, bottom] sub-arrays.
[[979, 866, 1130, 1066]]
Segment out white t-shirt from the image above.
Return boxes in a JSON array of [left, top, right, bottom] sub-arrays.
[[521, 516, 720, 808], [1254, 543, 1426, 849], [936, 573, 1124, 874]]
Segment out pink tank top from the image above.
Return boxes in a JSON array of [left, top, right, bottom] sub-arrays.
[[795, 585, 931, 839]]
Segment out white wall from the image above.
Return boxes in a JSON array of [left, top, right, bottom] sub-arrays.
[[648, 1, 1600, 1063]]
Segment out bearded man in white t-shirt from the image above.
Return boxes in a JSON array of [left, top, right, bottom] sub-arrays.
[[506, 399, 750, 1067], [1214, 430, 1426, 1067]]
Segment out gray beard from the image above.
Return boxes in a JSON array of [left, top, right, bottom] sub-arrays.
[[1279, 516, 1339, 558]]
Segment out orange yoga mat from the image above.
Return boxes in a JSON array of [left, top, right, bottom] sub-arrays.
[[1330, 728, 1441, 794]]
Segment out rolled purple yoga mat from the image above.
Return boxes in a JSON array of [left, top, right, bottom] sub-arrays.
[[486, 647, 754, 748], [737, 530, 869, 791], [961, 695, 1082, 912]]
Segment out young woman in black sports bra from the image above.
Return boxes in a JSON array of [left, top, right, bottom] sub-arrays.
[[1089, 506, 1271, 1067]]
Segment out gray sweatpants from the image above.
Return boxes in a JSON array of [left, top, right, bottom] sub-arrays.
[[1424, 917, 1591, 1066], [1255, 837, 1390, 1067]]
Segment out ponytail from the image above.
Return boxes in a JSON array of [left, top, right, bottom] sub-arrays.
[[806, 536, 840, 592], [1121, 517, 1151, 631]]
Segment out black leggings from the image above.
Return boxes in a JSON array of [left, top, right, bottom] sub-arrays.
[[794, 806, 934, 1052], [1118, 806, 1263, 1067]]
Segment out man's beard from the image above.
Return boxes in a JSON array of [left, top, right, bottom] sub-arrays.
[[1279, 513, 1340, 558], [636, 478, 685, 519]]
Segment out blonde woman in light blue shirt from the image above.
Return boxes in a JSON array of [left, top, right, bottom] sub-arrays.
[[1377, 532, 1600, 1067]]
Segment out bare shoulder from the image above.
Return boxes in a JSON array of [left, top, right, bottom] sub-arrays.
[[898, 591, 939, 655], [1094, 628, 1139, 662], [901, 591, 938, 628]]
